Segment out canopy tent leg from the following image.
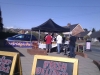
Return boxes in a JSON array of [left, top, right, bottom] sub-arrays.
[[30, 31, 33, 47], [38, 30, 40, 43], [30, 31, 32, 41]]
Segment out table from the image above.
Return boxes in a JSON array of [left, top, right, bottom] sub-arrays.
[[39, 43, 57, 49]]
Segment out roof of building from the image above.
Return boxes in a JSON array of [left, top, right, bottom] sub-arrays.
[[76, 31, 90, 37], [90, 31, 100, 38], [63, 24, 78, 31]]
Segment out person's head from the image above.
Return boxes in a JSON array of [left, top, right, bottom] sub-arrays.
[[64, 35, 66, 37], [56, 33, 59, 36], [45, 32, 48, 35], [48, 32, 50, 35], [57, 33, 61, 35]]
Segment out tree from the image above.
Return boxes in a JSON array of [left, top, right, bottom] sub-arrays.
[[67, 23, 71, 27], [84, 35, 90, 40], [92, 28, 96, 32], [0, 8, 3, 32], [84, 28, 88, 31], [0, 22, 3, 31]]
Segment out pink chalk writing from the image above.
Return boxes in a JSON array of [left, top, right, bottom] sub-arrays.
[[36, 61, 68, 75], [0, 56, 12, 73]]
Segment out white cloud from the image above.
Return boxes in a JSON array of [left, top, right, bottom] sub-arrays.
[[4, 26, 14, 29]]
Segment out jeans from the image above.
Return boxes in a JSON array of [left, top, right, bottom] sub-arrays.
[[69, 45, 75, 58], [57, 44, 61, 53]]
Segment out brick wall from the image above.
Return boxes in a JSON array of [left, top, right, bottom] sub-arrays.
[[72, 25, 84, 35]]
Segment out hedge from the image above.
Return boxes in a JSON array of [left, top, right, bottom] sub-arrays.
[[0, 32, 17, 40]]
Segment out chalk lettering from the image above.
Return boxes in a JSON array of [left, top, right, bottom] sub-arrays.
[[0, 56, 12, 73], [51, 70, 58, 75], [49, 70, 53, 75], [52, 70, 56, 75], [53, 62, 57, 70], [56, 62, 61, 70], [41, 68, 45, 75], [36, 60, 69, 75], [45, 68, 49, 75], [49, 61, 55, 70], [61, 63, 67, 72], [36, 67, 41, 74], [43, 61, 49, 69]]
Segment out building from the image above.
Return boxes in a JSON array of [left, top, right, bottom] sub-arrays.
[[63, 23, 84, 37], [90, 31, 100, 42], [76, 31, 92, 40]]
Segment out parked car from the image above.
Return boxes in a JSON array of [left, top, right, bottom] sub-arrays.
[[5, 34, 37, 41]]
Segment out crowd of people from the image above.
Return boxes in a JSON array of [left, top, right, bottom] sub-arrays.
[[44, 32, 77, 58]]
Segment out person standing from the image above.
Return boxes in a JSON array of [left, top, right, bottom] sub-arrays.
[[44, 33, 48, 42], [69, 34, 77, 58], [56, 33, 62, 54], [45, 33, 52, 53], [62, 35, 66, 44]]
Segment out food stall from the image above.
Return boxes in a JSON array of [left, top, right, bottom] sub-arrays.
[[27, 19, 70, 55]]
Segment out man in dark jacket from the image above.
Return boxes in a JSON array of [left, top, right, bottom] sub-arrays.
[[69, 34, 77, 58]]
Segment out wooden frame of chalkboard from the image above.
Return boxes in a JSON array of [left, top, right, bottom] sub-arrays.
[[31, 55, 78, 75], [0, 51, 22, 75]]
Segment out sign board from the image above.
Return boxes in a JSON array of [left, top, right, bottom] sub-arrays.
[[0, 51, 22, 75], [5, 40, 32, 48], [31, 55, 78, 75], [86, 42, 91, 49]]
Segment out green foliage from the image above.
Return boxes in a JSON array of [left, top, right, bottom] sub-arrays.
[[59, 33, 63, 36], [66, 37, 69, 40], [83, 35, 90, 40], [28, 31, 45, 41], [0, 31, 17, 40], [84, 28, 88, 31], [0, 23, 3, 32], [92, 28, 96, 32]]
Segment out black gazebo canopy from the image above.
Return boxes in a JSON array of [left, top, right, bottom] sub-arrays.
[[31, 19, 70, 32]]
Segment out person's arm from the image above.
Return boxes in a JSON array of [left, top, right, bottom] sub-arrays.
[[45, 36, 47, 40], [75, 36, 77, 42], [69, 36, 71, 41], [51, 36, 53, 40], [51, 36, 53, 42], [56, 36, 58, 41]]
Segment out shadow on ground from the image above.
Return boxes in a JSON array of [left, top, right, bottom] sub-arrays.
[[51, 47, 64, 53], [0, 40, 24, 57]]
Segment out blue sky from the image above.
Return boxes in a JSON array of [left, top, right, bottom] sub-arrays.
[[0, 0, 100, 30]]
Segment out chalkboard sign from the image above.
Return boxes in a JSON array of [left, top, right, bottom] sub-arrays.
[[78, 45, 84, 52], [31, 55, 78, 75], [0, 51, 22, 75]]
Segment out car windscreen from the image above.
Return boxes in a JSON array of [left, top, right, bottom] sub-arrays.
[[12, 34, 20, 37], [25, 35, 37, 41]]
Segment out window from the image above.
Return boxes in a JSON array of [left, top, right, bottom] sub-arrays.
[[32, 35, 37, 40], [16, 35, 24, 39], [25, 35, 37, 40], [13, 35, 20, 37], [24, 35, 29, 39]]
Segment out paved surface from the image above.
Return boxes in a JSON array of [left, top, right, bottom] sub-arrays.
[[85, 46, 100, 61], [14, 47, 100, 75], [91, 46, 100, 50], [77, 42, 100, 61]]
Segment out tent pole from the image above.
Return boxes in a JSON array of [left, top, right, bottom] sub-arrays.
[[30, 30, 33, 47], [39, 30, 40, 43], [30, 31, 32, 41]]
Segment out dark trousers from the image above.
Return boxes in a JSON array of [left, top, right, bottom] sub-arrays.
[[69, 45, 75, 58]]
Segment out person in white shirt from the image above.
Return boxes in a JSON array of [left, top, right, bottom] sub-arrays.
[[56, 33, 62, 54]]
